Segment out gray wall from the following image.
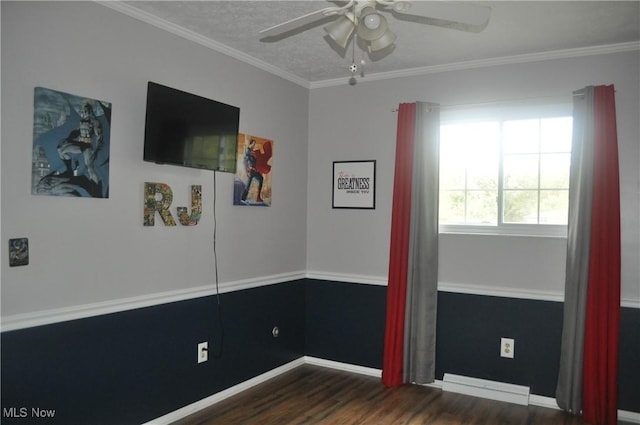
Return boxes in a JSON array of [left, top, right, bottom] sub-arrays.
[[1, 1, 309, 318], [4, 4, 637, 321], [307, 51, 640, 304]]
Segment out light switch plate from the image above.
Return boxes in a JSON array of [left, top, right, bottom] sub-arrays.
[[197, 342, 208, 363]]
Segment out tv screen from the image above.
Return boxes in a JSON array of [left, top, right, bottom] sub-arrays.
[[143, 82, 239, 173]]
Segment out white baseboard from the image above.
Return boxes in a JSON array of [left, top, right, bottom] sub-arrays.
[[142, 358, 305, 425], [145, 357, 640, 425], [621, 410, 640, 424], [303, 356, 382, 378], [529, 394, 559, 409], [528, 394, 640, 424]]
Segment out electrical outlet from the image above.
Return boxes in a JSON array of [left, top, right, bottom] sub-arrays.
[[500, 337, 515, 359], [197, 342, 208, 363]]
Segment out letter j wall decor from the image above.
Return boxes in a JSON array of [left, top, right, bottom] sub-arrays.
[[332, 160, 376, 209]]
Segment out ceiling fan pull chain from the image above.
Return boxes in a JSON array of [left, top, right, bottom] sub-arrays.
[[349, 32, 358, 74]]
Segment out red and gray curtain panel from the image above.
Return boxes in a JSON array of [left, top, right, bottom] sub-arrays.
[[556, 85, 621, 425], [383, 102, 440, 387]]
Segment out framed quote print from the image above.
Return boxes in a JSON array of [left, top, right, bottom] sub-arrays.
[[332, 160, 376, 209]]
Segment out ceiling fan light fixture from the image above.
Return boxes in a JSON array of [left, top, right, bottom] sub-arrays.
[[363, 13, 381, 30], [368, 29, 396, 52], [324, 15, 355, 49], [357, 7, 387, 41]]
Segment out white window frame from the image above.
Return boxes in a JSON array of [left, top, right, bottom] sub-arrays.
[[438, 100, 573, 238]]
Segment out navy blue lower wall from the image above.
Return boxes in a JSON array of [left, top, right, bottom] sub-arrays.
[[619, 307, 640, 411], [434, 292, 563, 396], [304, 279, 387, 368], [2, 278, 638, 424], [304, 279, 640, 413], [1, 281, 305, 425]]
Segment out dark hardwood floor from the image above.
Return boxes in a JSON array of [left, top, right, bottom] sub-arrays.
[[172, 364, 596, 425]]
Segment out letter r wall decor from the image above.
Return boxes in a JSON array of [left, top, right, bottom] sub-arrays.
[[143, 183, 202, 226]]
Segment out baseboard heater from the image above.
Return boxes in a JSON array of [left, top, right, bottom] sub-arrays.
[[442, 373, 530, 406]]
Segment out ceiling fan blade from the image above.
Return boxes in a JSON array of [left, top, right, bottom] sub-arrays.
[[394, 1, 491, 32], [259, 6, 347, 38]]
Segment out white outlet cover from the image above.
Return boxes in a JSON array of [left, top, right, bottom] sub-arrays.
[[501, 337, 515, 359], [197, 342, 208, 363]]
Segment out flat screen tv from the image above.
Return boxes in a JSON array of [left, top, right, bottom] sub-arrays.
[[143, 82, 239, 173]]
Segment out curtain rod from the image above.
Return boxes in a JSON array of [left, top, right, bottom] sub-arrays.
[[392, 87, 616, 111], [392, 93, 574, 112]]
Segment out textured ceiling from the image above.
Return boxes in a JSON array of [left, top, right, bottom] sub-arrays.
[[113, 1, 640, 86]]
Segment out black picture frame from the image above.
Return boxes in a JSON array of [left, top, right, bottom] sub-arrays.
[[332, 160, 376, 209]]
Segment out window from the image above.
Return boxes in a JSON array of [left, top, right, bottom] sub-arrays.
[[439, 102, 572, 236]]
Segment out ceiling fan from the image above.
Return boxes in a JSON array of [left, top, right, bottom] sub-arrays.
[[260, 1, 492, 55]]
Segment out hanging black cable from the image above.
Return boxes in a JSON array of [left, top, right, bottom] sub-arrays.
[[211, 170, 224, 358]]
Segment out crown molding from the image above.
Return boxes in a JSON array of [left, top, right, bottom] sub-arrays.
[[96, 1, 311, 89], [310, 41, 640, 88]]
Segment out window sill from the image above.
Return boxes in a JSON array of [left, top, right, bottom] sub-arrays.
[[439, 224, 568, 238]]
